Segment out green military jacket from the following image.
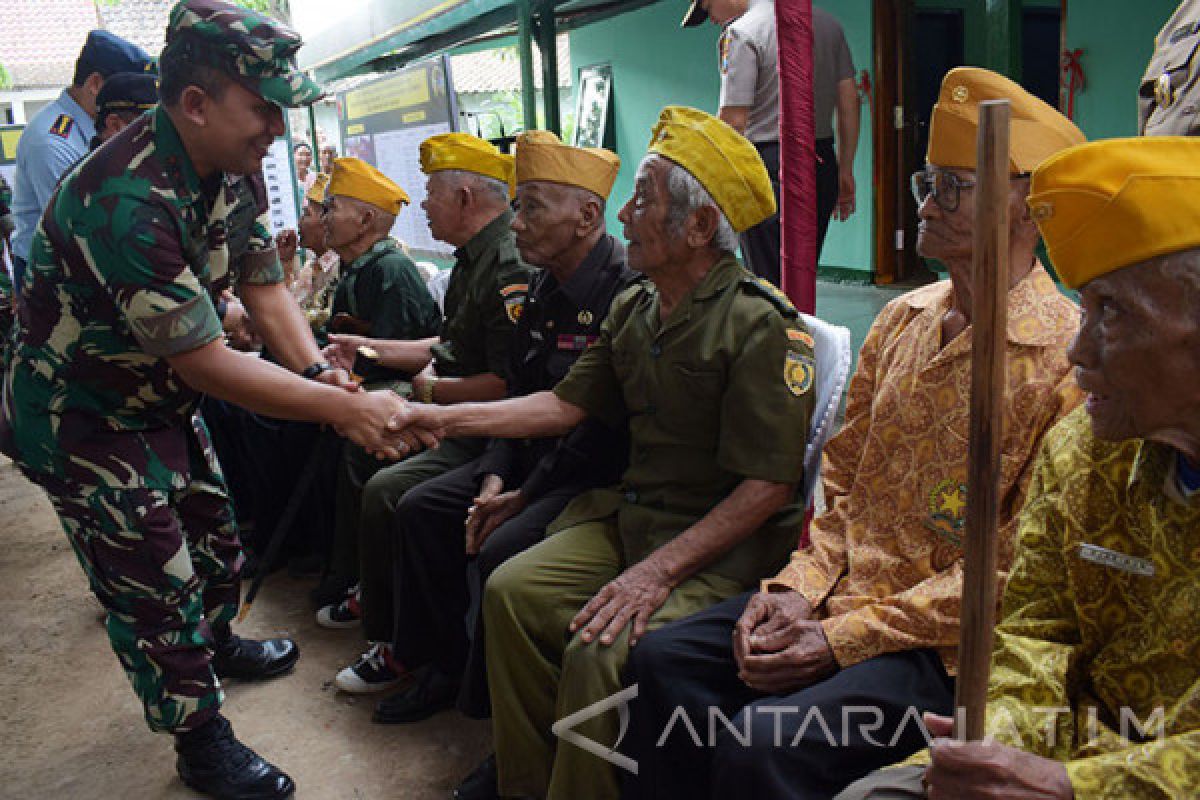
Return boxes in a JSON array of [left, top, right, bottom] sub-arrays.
[[330, 237, 441, 384], [550, 254, 816, 586], [431, 209, 532, 380], [1, 107, 282, 490]]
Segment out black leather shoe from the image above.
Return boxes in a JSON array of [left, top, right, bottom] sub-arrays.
[[452, 754, 498, 800], [212, 633, 299, 681], [373, 667, 459, 724], [309, 574, 355, 608], [176, 715, 295, 799]]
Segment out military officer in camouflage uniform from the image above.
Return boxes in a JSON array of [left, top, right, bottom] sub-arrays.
[[0, 2, 418, 798], [398, 106, 816, 800], [315, 133, 532, 613]]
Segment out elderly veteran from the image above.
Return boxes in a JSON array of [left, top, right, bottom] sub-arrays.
[[315, 133, 532, 621], [838, 136, 1200, 800], [337, 132, 637, 741], [395, 105, 815, 800], [277, 172, 340, 329], [320, 156, 441, 368], [620, 68, 1086, 800]]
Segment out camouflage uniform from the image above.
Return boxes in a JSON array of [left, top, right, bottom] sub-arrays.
[[0, 0, 322, 735]]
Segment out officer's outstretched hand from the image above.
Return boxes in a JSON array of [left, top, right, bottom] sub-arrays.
[[922, 713, 1074, 799], [570, 558, 673, 648]]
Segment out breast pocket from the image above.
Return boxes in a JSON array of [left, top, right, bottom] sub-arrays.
[[660, 362, 723, 442]]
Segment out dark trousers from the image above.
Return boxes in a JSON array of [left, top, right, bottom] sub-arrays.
[[740, 138, 839, 287], [381, 458, 579, 717], [623, 591, 955, 800]]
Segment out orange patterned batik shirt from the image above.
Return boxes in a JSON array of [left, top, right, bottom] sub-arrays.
[[766, 263, 1082, 673]]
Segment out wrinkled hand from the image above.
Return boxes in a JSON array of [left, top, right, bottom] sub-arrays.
[[221, 294, 260, 352], [570, 559, 673, 647], [836, 167, 856, 221], [923, 714, 1074, 800], [276, 228, 299, 267], [732, 590, 813, 667], [385, 400, 447, 453], [466, 487, 527, 555], [323, 333, 369, 372], [335, 391, 437, 461], [735, 593, 835, 693]]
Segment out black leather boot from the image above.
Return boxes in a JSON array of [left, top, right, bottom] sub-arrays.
[[175, 715, 295, 799], [211, 626, 299, 681]]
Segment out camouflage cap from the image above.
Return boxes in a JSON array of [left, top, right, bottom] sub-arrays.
[[164, 0, 323, 108]]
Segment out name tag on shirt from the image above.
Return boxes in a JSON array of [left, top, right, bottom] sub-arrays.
[[1076, 543, 1156, 577]]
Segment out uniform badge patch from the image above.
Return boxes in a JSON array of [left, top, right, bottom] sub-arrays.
[[787, 328, 815, 349], [49, 114, 75, 139], [577, 310, 594, 326], [784, 351, 814, 397], [500, 283, 528, 324]]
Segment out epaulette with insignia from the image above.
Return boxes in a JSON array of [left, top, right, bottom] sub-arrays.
[[740, 276, 798, 317], [49, 114, 75, 139]]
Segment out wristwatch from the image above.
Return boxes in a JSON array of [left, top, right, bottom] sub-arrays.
[[301, 361, 332, 380]]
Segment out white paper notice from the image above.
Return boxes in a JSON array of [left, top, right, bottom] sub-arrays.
[[261, 138, 299, 235], [372, 122, 454, 256]]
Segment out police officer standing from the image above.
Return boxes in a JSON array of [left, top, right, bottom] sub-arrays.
[[683, 0, 859, 285], [9, 30, 152, 290], [1139, 0, 1200, 135], [0, 2, 418, 797]]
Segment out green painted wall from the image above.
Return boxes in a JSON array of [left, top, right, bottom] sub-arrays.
[[568, 0, 874, 274], [569, 0, 1184, 279], [1065, 0, 1178, 139]]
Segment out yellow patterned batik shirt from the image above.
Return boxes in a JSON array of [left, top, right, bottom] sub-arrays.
[[766, 264, 1082, 672], [979, 405, 1200, 799]]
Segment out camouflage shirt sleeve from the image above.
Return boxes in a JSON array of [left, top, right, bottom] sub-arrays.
[[232, 172, 284, 286], [98, 195, 224, 358]]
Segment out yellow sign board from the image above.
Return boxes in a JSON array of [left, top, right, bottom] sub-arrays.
[[344, 71, 431, 121], [1, 128, 23, 162]]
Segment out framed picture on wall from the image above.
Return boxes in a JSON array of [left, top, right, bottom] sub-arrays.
[[573, 63, 613, 149]]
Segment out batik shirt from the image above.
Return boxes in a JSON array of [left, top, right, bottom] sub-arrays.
[[766, 264, 1081, 672], [0, 106, 282, 490], [983, 406, 1200, 799]]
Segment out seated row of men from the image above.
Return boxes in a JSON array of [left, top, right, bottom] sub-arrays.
[[218, 65, 1197, 800]]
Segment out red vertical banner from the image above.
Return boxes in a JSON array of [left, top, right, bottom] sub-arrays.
[[777, 0, 817, 313]]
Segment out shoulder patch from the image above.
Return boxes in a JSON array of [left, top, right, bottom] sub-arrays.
[[502, 283, 527, 324], [787, 328, 815, 349], [500, 283, 528, 297], [784, 351, 814, 397], [740, 276, 798, 317], [49, 114, 75, 139]]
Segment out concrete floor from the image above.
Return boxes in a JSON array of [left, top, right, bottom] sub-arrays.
[[0, 457, 490, 799]]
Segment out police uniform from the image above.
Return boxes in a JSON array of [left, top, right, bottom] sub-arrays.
[[328, 135, 532, 589], [9, 30, 152, 283], [0, 0, 321, 739], [481, 106, 815, 800], [1140, 1, 1200, 135]]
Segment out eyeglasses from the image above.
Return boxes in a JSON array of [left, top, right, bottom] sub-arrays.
[[910, 170, 977, 213]]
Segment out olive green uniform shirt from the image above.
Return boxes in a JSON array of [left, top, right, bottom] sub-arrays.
[[550, 254, 816, 585], [431, 209, 532, 380]]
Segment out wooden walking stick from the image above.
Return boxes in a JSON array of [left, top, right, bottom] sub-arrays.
[[954, 99, 1010, 741]]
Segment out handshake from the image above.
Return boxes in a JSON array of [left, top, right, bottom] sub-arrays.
[[334, 389, 445, 461]]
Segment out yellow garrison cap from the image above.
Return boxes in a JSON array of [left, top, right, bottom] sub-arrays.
[[1028, 136, 1200, 289], [419, 132, 515, 187], [928, 67, 1084, 174], [327, 158, 409, 214], [647, 105, 775, 233], [515, 130, 620, 199], [305, 172, 329, 205]]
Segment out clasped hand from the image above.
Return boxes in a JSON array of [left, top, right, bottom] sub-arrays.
[[334, 391, 445, 461], [732, 590, 837, 694]]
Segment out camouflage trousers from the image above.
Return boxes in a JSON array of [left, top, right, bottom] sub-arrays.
[[35, 417, 243, 734]]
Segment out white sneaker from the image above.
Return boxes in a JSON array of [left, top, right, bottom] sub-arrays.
[[334, 642, 406, 694], [316, 584, 361, 630]]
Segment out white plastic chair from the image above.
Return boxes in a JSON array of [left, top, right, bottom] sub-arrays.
[[798, 312, 853, 511], [424, 266, 453, 313]]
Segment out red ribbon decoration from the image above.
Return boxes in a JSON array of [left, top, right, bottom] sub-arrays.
[[1061, 48, 1086, 120]]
